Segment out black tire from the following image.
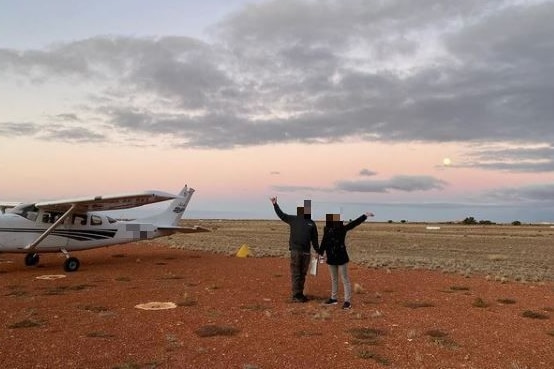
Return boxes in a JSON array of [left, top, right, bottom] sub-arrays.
[[24, 253, 40, 266], [64, 257, 80, 272]]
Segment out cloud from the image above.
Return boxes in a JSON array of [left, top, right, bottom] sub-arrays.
[[272, 185, 326, 193], [1, 0, 553, 164], [336, 175, 447, 193], [0, 121, 105, 143], [0, 122, 40, 136], [482, 183, 554, 203], [273, 174, 447, 194], [53, 113, 80, 122], [39, 126, 106, 143], [463, 144, 554, 172], [359, 168, 377, 176]]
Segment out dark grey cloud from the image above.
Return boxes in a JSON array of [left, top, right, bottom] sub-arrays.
[[482, 183, 554, 202], [1, 0, 553, 170], [39, 126, 106, 143], [0, 122, 40, 136], [273, 174, 446, 194], [359, 168, 377, 176], [53, 113, 80, 122], [464, 145, 554, 172], [0, 122, 104, 143], [337, 175, 447, 193]]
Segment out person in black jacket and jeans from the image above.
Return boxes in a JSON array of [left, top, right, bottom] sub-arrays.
[[319, 211, 374, 309], [270, 197, 319, 302]]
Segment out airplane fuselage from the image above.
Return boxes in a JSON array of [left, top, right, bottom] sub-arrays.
[[0, 184, 204, 272], [0, 210, 166, 253]]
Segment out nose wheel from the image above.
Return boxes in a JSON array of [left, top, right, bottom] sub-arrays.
[[24, 253, 40, 266]]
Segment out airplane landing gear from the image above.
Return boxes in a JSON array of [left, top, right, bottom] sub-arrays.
[[61, 248, 80, 272], [63, 257, 80, 272], [24, 253, 40, 266]]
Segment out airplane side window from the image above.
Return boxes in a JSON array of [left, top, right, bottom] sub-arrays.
[[91, 215, 102, 226], [73, 215, 87, 225], [42, 213, 51, 223]]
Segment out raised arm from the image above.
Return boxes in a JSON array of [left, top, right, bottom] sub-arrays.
[[270, 196, 290, 222], [344, 212, 374, 231]]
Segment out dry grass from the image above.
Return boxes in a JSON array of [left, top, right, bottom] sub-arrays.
[[86, 331, 115, 338], [357, 350, 390, 365], [425, 329, 459, 349], [194, 325, 240, 337], [521, 310, 549, 320], [472, 297, 490, 308], [176, 293, 197, 307], [403, 301, 435, 309], [348, 327, 386, 346], [171, 220, 554, 282], [497, 298, 517, 304], [450, 285, 470, 291], [8, 318, 44, 329]]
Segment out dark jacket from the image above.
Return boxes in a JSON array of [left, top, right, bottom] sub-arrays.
[[319, 214, 367, 265], [273, 203, 319, 253]]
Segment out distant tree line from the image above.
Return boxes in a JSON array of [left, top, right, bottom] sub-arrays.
[[385, 217, 523, 225], [462, 217, 522, 225]]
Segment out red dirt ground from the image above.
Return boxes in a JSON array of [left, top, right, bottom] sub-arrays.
[[1, 242, 553, 369]]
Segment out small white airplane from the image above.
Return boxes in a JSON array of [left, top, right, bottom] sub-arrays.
[[0, 185, 208, 272]]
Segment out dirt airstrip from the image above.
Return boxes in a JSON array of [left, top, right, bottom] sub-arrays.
[[1, 220, 553, 369]]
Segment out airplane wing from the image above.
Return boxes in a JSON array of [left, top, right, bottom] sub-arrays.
[[35, 191, 177, 213], [158, 225, 211, 233], [24, 190, 178, 251]]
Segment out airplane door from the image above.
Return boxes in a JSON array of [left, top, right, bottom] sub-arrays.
[[38, 211, 71, 248]]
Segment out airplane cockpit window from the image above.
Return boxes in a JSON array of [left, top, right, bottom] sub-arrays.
[[41, 212, 66, 224], [11, 203, 39, 221], [107, 216, 117, 224], [91, 215, 102, 226]]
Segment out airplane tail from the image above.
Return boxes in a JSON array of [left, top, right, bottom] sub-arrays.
[[138, 185, 194, 227]]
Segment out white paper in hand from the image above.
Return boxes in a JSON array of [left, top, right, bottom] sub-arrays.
[[308, 254, 318, 276]]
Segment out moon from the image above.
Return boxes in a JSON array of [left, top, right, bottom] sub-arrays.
[[442, 157, 452, 166]]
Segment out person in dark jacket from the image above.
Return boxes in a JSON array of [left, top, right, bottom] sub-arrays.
[[319, 211, 374, 309], [270, 197, 319, 302]]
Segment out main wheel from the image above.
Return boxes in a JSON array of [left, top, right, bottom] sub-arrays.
[[64, 257, 80, 272], [24, 253, 40, 266]]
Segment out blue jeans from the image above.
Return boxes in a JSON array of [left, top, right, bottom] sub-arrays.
[[328, 263, 351, 302]]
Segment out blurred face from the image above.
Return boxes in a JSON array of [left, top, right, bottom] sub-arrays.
[[326, 213, 341, 226], [303, 199, 311, 219]]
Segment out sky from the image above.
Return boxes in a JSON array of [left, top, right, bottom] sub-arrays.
[[1, 0, 554, 223]]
